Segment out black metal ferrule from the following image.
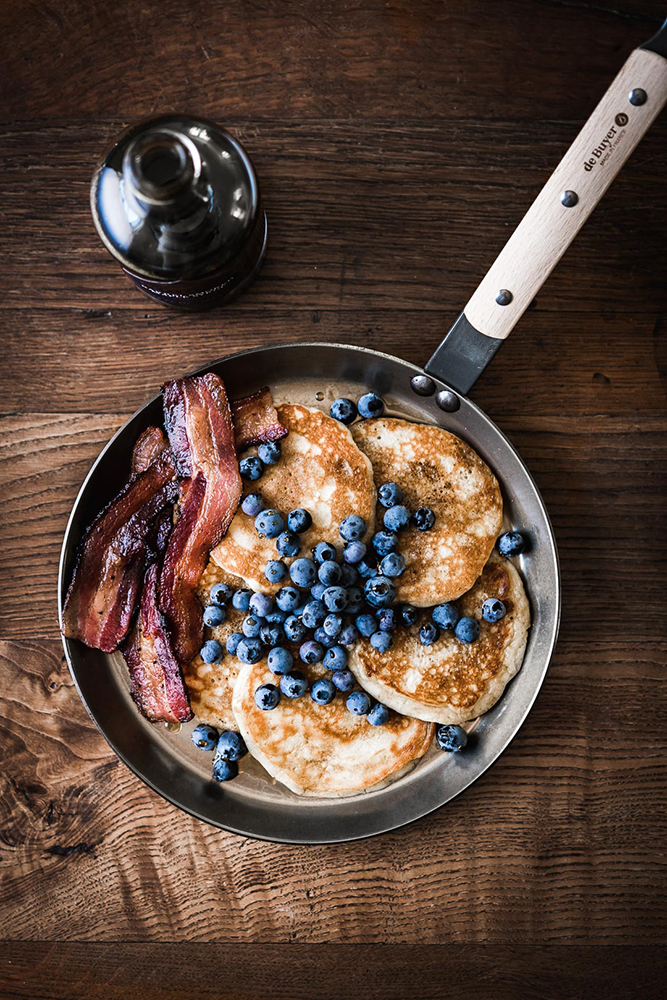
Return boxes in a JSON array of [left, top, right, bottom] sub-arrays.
[[424, 312, 503, 396], [640, 18, 667, 59]]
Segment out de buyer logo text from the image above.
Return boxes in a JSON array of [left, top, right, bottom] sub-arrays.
[[583, 113, 629, 171]]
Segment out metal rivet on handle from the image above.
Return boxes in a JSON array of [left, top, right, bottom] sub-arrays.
[[496, 289, 513, 306], [629, 88, 647, 106], [410, 374, 436, 396], [561, 189, 579, 208], [435, 389, 460, 412]]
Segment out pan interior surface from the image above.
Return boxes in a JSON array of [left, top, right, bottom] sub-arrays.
[[59, 343, 559, 843]]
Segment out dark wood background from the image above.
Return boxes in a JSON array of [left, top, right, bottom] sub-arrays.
[[1, 1, 666, 997]]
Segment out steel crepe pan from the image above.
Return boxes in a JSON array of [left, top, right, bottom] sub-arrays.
[[59, 23, 667, 843]]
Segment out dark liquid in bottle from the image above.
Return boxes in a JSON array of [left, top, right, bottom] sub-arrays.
[[91, 115, 267, 311]]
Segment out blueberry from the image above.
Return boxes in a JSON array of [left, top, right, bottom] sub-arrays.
[[432, 602, 460, 631], [330, 397, 357, 424], [356, 613, 377, 637], [232, 588, 252, 612], [436, 724, 468, 752], [383, 505, 410, 532], [265, 609, 287, 625], [287, 508, 312, 533], [258, 441, 281, 465], [267, 646, 294, 675], [300, 640, 325, 664], [399, 603, 419, 627], [419, 622, 440, 646], [226, 632, 243, 655], [289, 557, 318, 588], [318, 560, 342, 586], [241, 615, 261, 638], [313, 541, 337, 564], [379, 552, 406, 578], [323, 613, 343, 637], [265, 559, 287, 584], [455, 617, 480, 643], [370, 630, 393, 653], [371, 530, 398, 557], [357, 552, 379, 579], [260, 622, 285, 647], [240, 455, 264, 481], [367, 702, 390, 726], [280, 671, 309, 698], [364, 575, 396, 608], [276, 585, 301, 613], [482, 598, 506, 623], [332, 669, 355, 692], [210, 582, 233, 606], [276, 530, 302, 558], [255, 509, 285, 539], [376, 607, 397, 631], [241, 492, 265, 517], [314, 627, 338, 648], [254, 683, 280, 710], [412, 507, 436, 531], [191, 723, 218, 750], [345, 586, 364, 614], [284, 615, 307, 643], [212, 758, 239, 781], [497, 531, 526, 557], [340, 563, 359, 587], [347, 690, 372, 715], [302, 600, 327, 629], [215, 730, 248, 761], [237, 637, 265, 664], [324, 645, 348, 670], [357, 392, 384, 419], [200, 640, 223, 664], [203, 603, 226, 627], [310, 582, 327, 601], [378, 482, 403, 508], [310, 678, 336, 705], [340, 515, 367, 542], [339, 624, 360, 646], [322, 586, 349, 612], [249, 592, 274, 618], [343, 540, 366, 565]]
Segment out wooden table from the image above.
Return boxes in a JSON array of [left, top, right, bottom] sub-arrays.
[[2, 1, 666, 996]]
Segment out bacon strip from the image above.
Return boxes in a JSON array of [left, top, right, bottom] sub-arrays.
[[122, 562, 193, 723], [62, 451, 179, 652], [131, 426, 168, 475], [160, 373, 242, 663], [231, 386, 287, 451]]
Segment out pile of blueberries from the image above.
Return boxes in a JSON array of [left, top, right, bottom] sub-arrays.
[[190, 723, 248, 783]]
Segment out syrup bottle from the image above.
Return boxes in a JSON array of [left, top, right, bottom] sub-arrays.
[[91, 114, 267, 310]]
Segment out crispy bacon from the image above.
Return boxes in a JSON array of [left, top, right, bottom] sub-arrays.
[[131, 426, 168, 475], [231, 386, 287, 451], [160, 373, 242, 662], [62, 451, 179, 652], [122, 562, 193, 723]]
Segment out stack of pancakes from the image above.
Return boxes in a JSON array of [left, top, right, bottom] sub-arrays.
[[185, 403, 530, 796]]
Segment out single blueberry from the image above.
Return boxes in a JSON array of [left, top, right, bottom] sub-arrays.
[[412, 506, 436, 531], [340, 514, 367, 541], [332, 669, 356, 692], [260, 622, 285, 647], [378, 482, 403, 508], [237, 637, 265, 664], [226, 632, 243, 656], [255, 509, 285, 539], [376, 607, 397, 631], [200, 639, 223, 664], [432, 602, 460, 630], [265, 609, 287, 625], [287, 507, 312, 533], [300, 640, 325, 664], [241, 493, 265, 517], [322, 586, 349, 612], [419, 622, 440, 646], [379, 552, 406, 578], [323, 613, 343, 637], [276, 585, 301, 613], [210, 582, 233, 606], [280, 671, 309, 698], [314, 627, 338, 648], [357, 392, 384, 419], [203, 603, 226, 627], [497, 531, 526, 557], [455, 617, 480, 643], [249, 592, 274, 618], [399, 603, 419, 627], [324, 644, 348, 670], [339, 624, 360, 646], [318, 560, 342, 586], [343, 540, 366, 564], [345, 586, 364, 614], [254, 683, 280, 710], [371, 530, 398, 557], [302, 600, 327, 629], [436, 724, 468, 752], [212, 758, 239, 782], [310, 582, 327, 601], [313, 541, 337, 564], [330, 397, 357, 424], [276, 530, 302, 558], [310, 678, 336, 705], [367, 702, 390, 726], [191, 723, 218, 751], [364, 575, 396, 608], [383, 505, 411, 532], [232, 588, 252, 612], [289, 557, 318, 588], [340, 563, 359, 587], [240, 455, 264, 481], [284, 615, 307, 643], [357, 552, 379, 579], [346, 690, 372, 715], [482, 598, 507, 623], [258, 440, 281, 465], [267, 646, 294, 675], [242, 615, 262, 638], [215, 730, 248, 761], [265, 559, 288, 584], [356, 613, 377, 637], [370, 630, 393, 653]]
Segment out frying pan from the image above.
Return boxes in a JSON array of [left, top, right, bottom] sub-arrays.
[[59, 22, 667, 843]]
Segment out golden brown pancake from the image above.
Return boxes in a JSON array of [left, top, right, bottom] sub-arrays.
[[352, 417, 503, 606]]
